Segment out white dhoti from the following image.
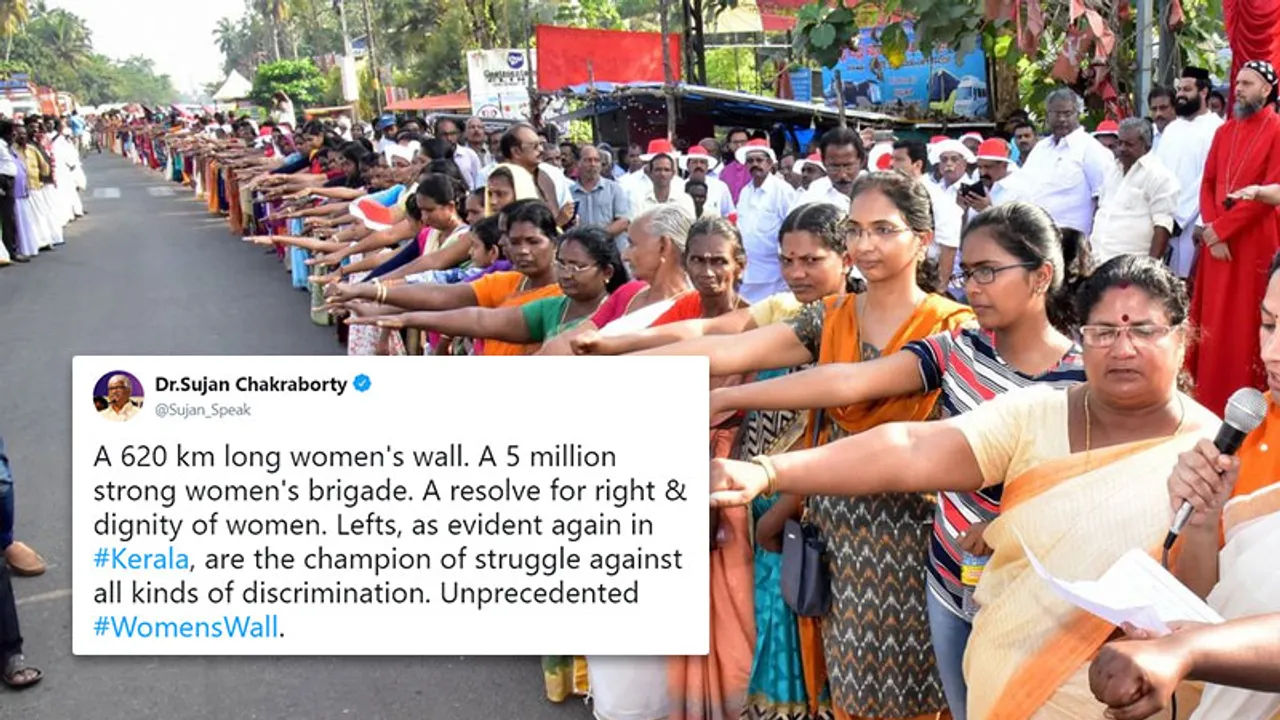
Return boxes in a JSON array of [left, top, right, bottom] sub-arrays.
[[31, 187, 64, 245], [1169, 222, 1198, 278]]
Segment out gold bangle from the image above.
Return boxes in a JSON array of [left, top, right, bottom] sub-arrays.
[[752, 455, 779, 497]]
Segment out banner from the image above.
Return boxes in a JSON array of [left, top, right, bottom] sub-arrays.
[[534, 26, 680, 91], [821, 23, 990, 119], [467, 49, 536, 120]]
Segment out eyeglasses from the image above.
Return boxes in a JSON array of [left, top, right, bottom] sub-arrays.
[[555, 260, 598, 275], [950, 262, 1038, 287], [1078, 324, 1176, 348], [847, 225, 912, 243]]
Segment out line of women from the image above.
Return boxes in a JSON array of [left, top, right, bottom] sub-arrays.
[[128, 118, 1278, 720], [0, 115, 85, 266]]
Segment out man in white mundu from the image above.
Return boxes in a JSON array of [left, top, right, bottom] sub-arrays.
[[1154, 66, 1224, 278]]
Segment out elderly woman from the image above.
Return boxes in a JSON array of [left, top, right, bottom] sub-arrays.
[[710, 254, 1219, 719]]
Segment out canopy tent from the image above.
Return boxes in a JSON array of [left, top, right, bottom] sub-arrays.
[[385, 91, 471, 112], [212, 70, 253, 102]]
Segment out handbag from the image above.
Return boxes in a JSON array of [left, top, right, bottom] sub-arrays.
[[780, 410, 832, 618]]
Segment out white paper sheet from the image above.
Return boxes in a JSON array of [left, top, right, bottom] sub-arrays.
[[1016, 530, 1225, 636]]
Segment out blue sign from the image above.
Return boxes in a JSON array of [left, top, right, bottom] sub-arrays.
[[821, 23, 990, 119], [790, 69, 813, 103]]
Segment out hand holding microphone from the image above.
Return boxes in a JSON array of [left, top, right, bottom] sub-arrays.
[[1165, 388, 1266, 550]]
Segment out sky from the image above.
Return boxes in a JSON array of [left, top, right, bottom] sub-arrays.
[[48, 0, 247, 95]]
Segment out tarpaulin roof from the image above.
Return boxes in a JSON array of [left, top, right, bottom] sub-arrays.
[[548, 81, 906, 129]]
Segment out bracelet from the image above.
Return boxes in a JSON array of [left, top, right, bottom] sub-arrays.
[[752, 455, 779, 497]]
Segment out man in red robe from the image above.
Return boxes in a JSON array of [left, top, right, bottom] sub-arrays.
[[1189, 59, 1280, 416]]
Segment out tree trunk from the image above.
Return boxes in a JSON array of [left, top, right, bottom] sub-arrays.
[[4, 32, 11, 64], [661, 0, 676, 141], [991, 54, 1020, 122]]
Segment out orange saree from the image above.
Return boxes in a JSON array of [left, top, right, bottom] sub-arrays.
[[795, 293, 973, 720], [668, 290, 758, 720]]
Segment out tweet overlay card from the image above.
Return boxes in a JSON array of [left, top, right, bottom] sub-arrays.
[[74, 356, 710, 656]]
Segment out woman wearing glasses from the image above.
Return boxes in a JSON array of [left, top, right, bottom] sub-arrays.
[[347, 224, 628, 349], [710, 253, 1218, 720], [707, 202, 1082, 719], [633, 172, 974, 720]]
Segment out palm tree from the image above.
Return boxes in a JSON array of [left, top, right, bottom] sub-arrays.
[[0, 0, 29, 64], [38, 8, 90, 68]]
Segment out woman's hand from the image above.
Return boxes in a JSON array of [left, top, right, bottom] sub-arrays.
[[324, 282, 366, 304], [709, 459, 770, 507], [1228, 185, 1262, 202], [957, 521, 992, 556], [1168, 438, 1239, 528], [569, 329, 604, 355], [755, 499, 796, 553]]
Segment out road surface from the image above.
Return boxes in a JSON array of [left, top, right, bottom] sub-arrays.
[[0, 155, 595, 720]]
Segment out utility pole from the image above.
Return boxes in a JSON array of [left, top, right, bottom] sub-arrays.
[[1135, 0, 1153, 116], [333, 0, 360, 116], [360, 0, 383, 113]]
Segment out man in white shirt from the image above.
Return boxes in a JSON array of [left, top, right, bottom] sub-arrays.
[[928, 139, 976, 200], [1020, 88, 1114, 238], [1154, 66, 1224, 278], [1148, 87, 1176, 152], [1090, 118, 1180, 265], [891, 139, 962, 290], [681, 146, 734, 216], [736, 138, 798, 302], [631, 148, 697, 220], [100, 375, 142, 422], [435, 118, 482, 190], [0, 123, 23, 262], [791, 126, 866, 212]]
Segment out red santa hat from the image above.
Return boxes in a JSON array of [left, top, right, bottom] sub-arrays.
[[1093, 119, 1120, 137], [793, 152, 825, 174], [975, 138, 1015, 164], [679, 145, 720, 171]]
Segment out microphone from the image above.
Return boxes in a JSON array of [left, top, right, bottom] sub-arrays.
[[1164, 387, 1268, 551]]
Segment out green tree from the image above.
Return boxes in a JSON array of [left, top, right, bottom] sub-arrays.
[[251, 58, 327, 105]]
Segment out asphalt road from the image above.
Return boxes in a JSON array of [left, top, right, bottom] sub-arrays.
[[0, 155, 594, 720]]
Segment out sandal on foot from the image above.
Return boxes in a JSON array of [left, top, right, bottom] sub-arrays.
[[5, 542, 46, 576], [2, 654, 42, 689]]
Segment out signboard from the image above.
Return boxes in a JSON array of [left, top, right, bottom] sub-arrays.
[[821, 23, 990, 119], [467, 49, 535, 120], [790, 69, 813, 103]]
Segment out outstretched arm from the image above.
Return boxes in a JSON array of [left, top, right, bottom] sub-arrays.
[[581, 307, 757, 355], [635, 323, 813, 376], [365, 306, 533, 344], [711, 349, 925, 415], [710, 417, 985, 506]]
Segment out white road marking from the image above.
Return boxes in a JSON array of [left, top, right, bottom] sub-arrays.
[[16, 587, 72, 606], [92, 187, 121, 199], [147, 186, 175, 197]]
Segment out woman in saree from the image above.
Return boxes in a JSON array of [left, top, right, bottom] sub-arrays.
[[710, 254, 1220, 720], [634, 172, 974, 720], [580, 216, 753, 720], [350, 225, 627, 347], [535, 204, 695, 355], [708, 203, 1085, 720], [323, 199, 562, 357], [1147, 249, 1280, 720]]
